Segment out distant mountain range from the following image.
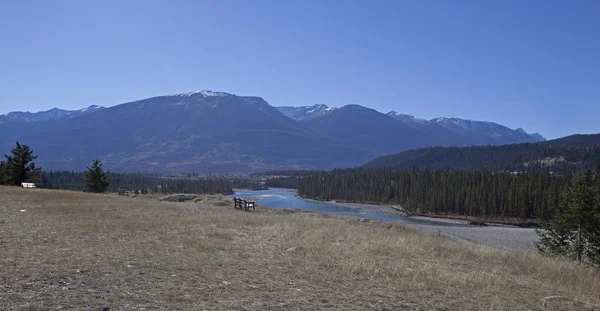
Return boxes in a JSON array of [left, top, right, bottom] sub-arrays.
[[0, 90, 548, 173], [277, 105, 544, 145], [0, 105, 105, 123]]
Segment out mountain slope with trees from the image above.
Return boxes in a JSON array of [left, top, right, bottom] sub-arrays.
[[364, 134, 600, 173]]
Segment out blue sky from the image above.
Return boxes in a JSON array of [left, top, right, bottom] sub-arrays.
[[0, 0, 598, 139]]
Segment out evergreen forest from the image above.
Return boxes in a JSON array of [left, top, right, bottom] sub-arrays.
[[297, 168, 575, 220]]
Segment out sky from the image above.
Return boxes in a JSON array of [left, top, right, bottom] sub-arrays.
[[0, 0, 598, 139]]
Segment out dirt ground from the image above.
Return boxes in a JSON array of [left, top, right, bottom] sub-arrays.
[[1, 187, 599, 310]]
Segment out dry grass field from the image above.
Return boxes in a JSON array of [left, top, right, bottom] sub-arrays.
[[1, 187, 600, 310]]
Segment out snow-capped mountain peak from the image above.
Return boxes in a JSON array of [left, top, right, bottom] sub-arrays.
[[276, 104, 337, 121], [306, 104, 331, 113], [79, 105, 104, 113], [387, 111, 429, 124], [431, 117, 498, 129], [176, 90, 231, 98]]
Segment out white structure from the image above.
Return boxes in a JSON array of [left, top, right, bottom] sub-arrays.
[[21, 183, 36, 188]]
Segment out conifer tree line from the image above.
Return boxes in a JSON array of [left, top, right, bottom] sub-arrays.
[[229, 179, 267, 191], [265, 176, 300, 189], [252, 170, 316, 177], [297, 168, 572, 219], [41, 171, 235, 195], [42, 171, 266, 194]]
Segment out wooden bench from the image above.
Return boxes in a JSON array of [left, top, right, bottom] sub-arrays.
[[117, 189, 129, 196], [233, 197, 256, 212]]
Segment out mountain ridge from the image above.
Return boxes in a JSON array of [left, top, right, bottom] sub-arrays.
[[0, 91, 362, 173], [5, 99, 545, 144], [276, 104, 336, 121], [276, 105, 545, 143], [0, 105, 105, 123], [0, 90, 552, 173]]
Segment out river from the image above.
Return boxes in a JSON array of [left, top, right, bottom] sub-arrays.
[[230, 188, 539, 251]]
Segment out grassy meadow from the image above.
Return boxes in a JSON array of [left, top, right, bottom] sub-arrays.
[[1, 186, 599, 310]]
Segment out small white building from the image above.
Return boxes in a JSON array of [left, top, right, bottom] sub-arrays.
[[21, 183, 36, 188]]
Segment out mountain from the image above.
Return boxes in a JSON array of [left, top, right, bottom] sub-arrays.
[[429, 117, 545, 144], [363, 134, 600, 173], [276, 104, 336, 120], [529, 133, 546, 141], [385, 111, 545, 145], [0, 90, 551, 173], [0, 105, 105, 123], [300, 105, 453, 158], [0, 91, 361, 173]]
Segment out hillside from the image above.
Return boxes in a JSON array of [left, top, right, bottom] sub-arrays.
[[364, 134, 600, 172], [2, 187, 599, 310]]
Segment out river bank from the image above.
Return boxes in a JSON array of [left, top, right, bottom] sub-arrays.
[[300, 194, 541, 228], [322, 200, 539, 251], [233, 188, 540, 251]]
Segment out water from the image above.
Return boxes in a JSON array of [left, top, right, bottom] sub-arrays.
[[229, 188, 467, 227]]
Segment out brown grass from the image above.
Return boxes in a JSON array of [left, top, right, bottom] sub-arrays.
[[1, 186, 599, 310]]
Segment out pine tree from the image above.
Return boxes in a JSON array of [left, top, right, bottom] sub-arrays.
[[3, 141, 40, 186], [536, 170, 600, 264], [84, 160, 110, 193]]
